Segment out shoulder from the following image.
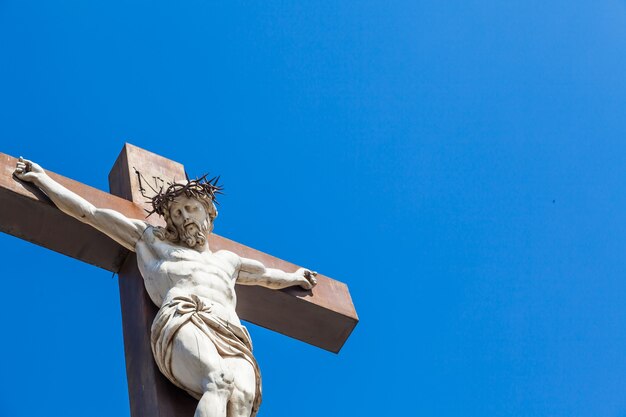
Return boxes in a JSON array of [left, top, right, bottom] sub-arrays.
[[137, 224, 158, 245], [214, 250, 241, 268], [134, 219, 150, 234]]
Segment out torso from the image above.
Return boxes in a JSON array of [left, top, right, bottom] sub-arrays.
[[135, 226, 243, 325]]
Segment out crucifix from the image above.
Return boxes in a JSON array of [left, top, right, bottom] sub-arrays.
[[0, 144, 358, 417]]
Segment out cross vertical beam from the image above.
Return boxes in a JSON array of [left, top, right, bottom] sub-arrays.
[[109, 146, 196, 416]]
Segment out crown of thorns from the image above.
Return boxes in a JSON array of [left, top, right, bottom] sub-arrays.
[[146, 174, 223, 217]]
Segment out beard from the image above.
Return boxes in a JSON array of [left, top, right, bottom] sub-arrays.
[[177, 220, 208, 249]]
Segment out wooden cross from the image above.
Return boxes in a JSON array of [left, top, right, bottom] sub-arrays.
[[0, 143, 358, 417]]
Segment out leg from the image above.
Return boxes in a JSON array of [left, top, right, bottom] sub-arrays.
[[224, 357, 258, 417], [169, 324, 233, 417], [196, 388, 229, 417]]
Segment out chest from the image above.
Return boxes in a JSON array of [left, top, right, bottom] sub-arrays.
[[137, 238, 237, 280]]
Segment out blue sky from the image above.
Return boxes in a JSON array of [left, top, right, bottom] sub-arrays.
[[2, 1, 626, 416]]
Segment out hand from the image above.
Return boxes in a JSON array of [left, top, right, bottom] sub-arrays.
[[14, 157, 44, 183], [294, 267, 318, 290]]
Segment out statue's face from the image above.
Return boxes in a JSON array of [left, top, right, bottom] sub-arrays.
[[168, 195, 210, 248], [169, 195, 208, 226]]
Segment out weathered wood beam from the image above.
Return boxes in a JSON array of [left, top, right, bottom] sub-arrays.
[[0, 153, 143, 271], [0, 148, 358, 352]]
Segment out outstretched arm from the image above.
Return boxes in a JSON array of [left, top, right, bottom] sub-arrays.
[[237, 257, 317, 290], [14, 157, 146, 251]]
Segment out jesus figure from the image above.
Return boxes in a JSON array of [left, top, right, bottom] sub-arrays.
[[14, 157, 317, 417]]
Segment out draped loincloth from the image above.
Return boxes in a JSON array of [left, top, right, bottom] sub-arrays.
[[151, 294, 262, 417]]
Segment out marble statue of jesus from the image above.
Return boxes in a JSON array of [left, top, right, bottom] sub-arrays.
[[14, 157, 317, 417]]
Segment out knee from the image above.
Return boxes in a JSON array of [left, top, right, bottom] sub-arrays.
[[230, 388, 255, 412], [205, 370, 234, 394]]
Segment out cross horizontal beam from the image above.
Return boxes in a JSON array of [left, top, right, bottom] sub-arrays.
[[0, 150, 358, 352]]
